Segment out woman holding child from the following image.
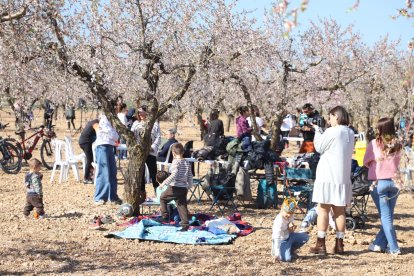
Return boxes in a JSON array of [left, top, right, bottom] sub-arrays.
[[309, 106, 355, 255]]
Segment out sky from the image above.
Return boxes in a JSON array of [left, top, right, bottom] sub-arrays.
[[237, 0, 413, 50]]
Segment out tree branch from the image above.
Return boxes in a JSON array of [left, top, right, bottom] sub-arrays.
[[0, 6, 27, 22], [157, 65, 196, 117]]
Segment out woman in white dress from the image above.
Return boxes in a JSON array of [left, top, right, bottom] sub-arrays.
[[309, 106, 354, 255]]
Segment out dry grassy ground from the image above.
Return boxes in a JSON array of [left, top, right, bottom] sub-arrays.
[[0, 108, 413, 275]]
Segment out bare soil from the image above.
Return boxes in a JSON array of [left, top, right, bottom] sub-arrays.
[[0, 108, 413, 275]]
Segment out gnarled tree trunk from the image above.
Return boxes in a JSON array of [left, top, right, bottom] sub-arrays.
[[225, 114, 234, 133]]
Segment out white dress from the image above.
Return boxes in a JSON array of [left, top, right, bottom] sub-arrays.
[[312, 125, 355, 206]]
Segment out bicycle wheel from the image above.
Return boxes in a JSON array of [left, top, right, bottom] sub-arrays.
[[40, 139, 55, 170], [0, 141, 23, 174], [4, 137, 23, 156]]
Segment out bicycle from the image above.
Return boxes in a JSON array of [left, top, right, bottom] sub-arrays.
[[4, 124, 57, 170], [0, 123, 23, 174]]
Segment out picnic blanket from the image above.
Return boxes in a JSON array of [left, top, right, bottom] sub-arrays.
[[107, 219, 237, 245]]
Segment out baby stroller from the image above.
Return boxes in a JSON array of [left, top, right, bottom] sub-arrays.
[[346, 166, 371, 231]]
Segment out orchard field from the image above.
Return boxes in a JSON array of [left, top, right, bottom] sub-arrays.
[[2, 0, 414, 275]]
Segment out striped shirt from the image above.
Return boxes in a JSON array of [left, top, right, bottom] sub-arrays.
[[162, 159, 193, 188]]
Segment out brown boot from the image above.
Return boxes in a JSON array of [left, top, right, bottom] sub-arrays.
[[309, 237, 327, 255], [333, 238, 344, 254]]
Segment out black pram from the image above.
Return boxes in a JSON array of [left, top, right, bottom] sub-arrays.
[[346, 166, 371, 230]]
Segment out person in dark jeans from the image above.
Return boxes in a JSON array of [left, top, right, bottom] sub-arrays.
[[65, 102, 76, 130], [79, 118, 99, 184], [158, 143, 193, 231], [43, 99, 55, 129], [204, 110, 224, 147], [157, 128, 178, 162]]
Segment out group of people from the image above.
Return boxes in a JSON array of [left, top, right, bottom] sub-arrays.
[[43, 99, 79, 131], [76, 101, 192, 230], [271, 105, 403, 262], [20, 98, 404, 257]]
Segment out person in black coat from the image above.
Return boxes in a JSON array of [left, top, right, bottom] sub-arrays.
[[79, 118, 99, 184], [157, 128, 178, 163], [204, 110, 224, 147]]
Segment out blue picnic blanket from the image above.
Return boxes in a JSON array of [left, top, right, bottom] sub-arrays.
[[108, 219, 236, 245]]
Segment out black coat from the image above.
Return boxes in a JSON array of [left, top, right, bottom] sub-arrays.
[[204, 119, 224, 147]]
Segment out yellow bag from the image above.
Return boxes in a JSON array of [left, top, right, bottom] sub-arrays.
[[354, 140, 367, 166]]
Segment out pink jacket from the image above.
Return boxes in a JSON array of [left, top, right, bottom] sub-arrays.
[[236, 116, 252, 138], [363, 139, 401, 181]]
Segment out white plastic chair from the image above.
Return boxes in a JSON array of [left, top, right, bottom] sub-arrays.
[[156, 142, 177, 172], [50, 139, 69, 184], [64, 136, 86, 179]]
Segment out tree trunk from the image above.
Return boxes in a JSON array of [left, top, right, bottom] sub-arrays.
[[270, 112, 285, 151], [225, 114, 234, 133], [195, 108, 207, 141], [123, 145, 146, 215], [365, 89, 374, 141]]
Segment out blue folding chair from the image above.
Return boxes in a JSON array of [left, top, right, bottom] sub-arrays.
[[283, 167, 314, 214], [188, 177, 205, 204], [205, 173, 238, 215], [208, 184, 238, 215]]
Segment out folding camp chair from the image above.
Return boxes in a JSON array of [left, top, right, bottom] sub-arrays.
[[188, 177, 206, 204], [208, 184, 238, 215], [283, 167, 314, 214], [203, 173, 238, 215]]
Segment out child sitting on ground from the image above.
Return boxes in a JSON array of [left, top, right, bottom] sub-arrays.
[[23, 158, 45, 219], [272, 198, 309, 262], [159, 143, 193, 231]]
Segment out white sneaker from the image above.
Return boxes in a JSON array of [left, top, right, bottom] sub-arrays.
[[386, 248, 401, 256], [368, 243, 384, 252], [94, 200, 106, 206]]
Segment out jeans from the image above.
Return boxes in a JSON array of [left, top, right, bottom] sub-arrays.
[[279, 232, 309, 262], [94, 145, 119, 202], [118, 137, 127, 159], [370, 179, 400, 253], [302, 206, 318, 227], [240, 134, 252, 151]]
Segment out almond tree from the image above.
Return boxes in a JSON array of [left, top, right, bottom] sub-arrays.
[[342, 39, 408, 137], [37, 0, 248, 213]]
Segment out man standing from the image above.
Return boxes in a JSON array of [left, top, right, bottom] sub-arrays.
[[157, 128, 178, 163], [298, 103, 323, 153]]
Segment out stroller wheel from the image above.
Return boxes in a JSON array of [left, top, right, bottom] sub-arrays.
[[346, 217, 356, 231]]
